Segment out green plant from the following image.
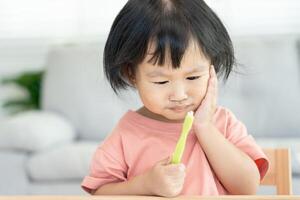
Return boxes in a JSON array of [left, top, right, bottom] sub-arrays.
[[1, 70, 45, 115]]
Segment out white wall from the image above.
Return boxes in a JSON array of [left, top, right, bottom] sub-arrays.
[[0, 0, 127, 39], [1, 0, 300, 39], [209, 0, 300, 36]]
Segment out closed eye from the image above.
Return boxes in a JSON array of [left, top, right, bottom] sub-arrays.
[[187, 76, 201, 80], [153, 76, 201, 84], [153, 81, 169, 84]]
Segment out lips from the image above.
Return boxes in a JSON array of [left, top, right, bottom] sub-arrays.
[[169, 105, 191, 112]]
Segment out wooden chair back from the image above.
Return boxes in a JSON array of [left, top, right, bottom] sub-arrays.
[[261, 148, 293, 195]]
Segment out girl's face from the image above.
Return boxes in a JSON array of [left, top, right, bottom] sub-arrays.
[[133, 40, 211, 123]]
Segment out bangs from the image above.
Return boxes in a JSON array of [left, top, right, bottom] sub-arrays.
[[146, 9, 196, 68]]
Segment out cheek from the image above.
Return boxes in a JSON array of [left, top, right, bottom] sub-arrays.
[[137, 84, 165, 107]]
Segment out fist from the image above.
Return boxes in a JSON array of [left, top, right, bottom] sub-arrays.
[[145, 157, 186, 197]]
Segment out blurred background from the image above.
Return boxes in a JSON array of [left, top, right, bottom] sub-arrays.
[[0, 0, 299, 195]]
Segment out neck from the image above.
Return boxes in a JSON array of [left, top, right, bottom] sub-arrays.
[[136, 106, 184, 123]]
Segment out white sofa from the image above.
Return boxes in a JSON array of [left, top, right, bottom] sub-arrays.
[[0, 35, 300, 195]]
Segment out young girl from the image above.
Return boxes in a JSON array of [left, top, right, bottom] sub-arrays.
[[81, 0, 269, 197]]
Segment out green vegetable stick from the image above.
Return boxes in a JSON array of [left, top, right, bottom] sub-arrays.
[[171, 111, 194, 164]]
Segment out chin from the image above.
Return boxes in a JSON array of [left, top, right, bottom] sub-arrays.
[[164, 114, 185, 122]]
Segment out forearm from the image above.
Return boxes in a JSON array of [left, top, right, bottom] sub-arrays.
[[93, 172, 152, 195], [194, 124, 260, 195]]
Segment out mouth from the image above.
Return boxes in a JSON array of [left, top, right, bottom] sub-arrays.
[[169, 105, 192, 113]]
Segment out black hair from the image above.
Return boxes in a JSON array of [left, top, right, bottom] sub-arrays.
[[104, 0, 235, 94]]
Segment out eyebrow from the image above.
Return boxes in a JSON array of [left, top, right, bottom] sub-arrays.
[[146, 66, 207, 77]]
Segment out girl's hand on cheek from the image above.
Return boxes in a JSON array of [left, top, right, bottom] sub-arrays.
[[193, 65, 218, 131]]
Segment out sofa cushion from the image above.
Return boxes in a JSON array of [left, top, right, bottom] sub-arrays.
[[0, 111, 75, 152], [42, 43, 142, 140], [0, 151, 28, 195], [27, 141, 98, 181], [219, 36, 300, 137]]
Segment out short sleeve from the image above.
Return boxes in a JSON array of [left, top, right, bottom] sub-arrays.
[[81, 131, 128, 194], [224, 109, 269, 181]]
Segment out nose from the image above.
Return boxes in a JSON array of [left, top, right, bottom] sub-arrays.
[[169, 82, 188, 103]]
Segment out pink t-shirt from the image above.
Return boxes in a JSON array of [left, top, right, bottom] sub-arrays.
[[81, 106, 269, 195]]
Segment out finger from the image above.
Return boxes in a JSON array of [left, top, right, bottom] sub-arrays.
[[199, 81, 215, 113], [209, 67, 217, 88], [158, 156, 171, 166], [165, 163, 185, 171], [171, 181, 185, 189], [213, 69, 218, 106], [210, 65, 218, 103], [198, 66, 216, 108], [210, 65, 217, 79], [205, 77, 215, 100], [168, 172, 186, 182], [165, 164, 185, 175], [171, 177, 185, 188], [169, 173, 186, 184]]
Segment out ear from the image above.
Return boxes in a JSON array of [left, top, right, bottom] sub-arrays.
[[128, 73, 136, 87], [122, 65, 136, 87]]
